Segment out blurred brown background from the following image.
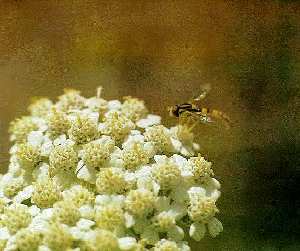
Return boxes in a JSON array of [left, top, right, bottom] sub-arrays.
[[0, 1, 299, 250]]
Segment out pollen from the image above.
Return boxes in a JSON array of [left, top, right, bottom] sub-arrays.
[[188, 154, 214, 182], [154, 211, 176, 231], [63, 185, 95, 207], [9, 116, 38, 142], [83, 229, 119, 251], [16, 143, 41, 170], [47, 108, 71, 138], [154, 240, 181, 251], [31, 177, 62, 208], [122, 142, 150, 170], [125, 189, 155, 217], [56, 89, 85, 112], [68, 115, 98, 144], [188, 197, 219, 223], [43, 222, 73, 251], [121, 96, 148, 122], [96, 168, 127, 195], [152, 160, 181, 190], [95, 204, 125, 231], [52, 200, 80, 226], [82, 138, 114, 169], [2, 204, 32, 234], [101, 111, 135, 144], [3, 178, 24, 198], [144, 125, 173, 153], [15, 228, 42, 251], [49, 145, 78, 173]]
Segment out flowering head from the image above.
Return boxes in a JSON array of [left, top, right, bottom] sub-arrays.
[[63, 185, 95, 207], [1, 87, 223, 251], [153, 211, 177, 231]]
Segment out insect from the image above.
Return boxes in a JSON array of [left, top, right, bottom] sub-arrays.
[[168, 85, 231, 131]]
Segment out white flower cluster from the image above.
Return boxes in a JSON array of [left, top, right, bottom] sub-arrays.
[[0, 88, 223, 251]]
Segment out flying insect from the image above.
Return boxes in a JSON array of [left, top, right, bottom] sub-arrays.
[[168, 85, 231, 130]]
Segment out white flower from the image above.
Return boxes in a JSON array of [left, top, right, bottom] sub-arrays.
[[203, 178, 221, 200], [40, 139, 53, 157], [95, 195, 125, 208], [207, 217, 223, 237], [53, 134, 75, 147], [77, 219, 95, 230], [124, 212, 135, 228], [189, 222, 206, 241], [13, 185, 34, 203], [108, 147, 123, 167], [107, 100, 122, 110], [79, 110, 99, 124], [29, 205, 41, 217], [135, 166, 160, 195], [79, 205, 94, 220], [76, 161, 97, 184], [27, 131, 44, 147], [122, 133, 145, 149], [32, 117, 48, 132], [85, 96, 107, 110], [0, 227, 10, 240], [136, 114, 161, 128], [171, 154, 194, 178], [170, 137, 195, 157], [69, 219, 95, 240], [29, 208, 54, 233], [33, 163, 50, 181], [38, 246, 51, 251], [118, 237, 137, 250], [140, 225, 159, 245], [187, 186, 207, 200]]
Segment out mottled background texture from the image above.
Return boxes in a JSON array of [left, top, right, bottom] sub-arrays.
[[0, 1, 299, 250]]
